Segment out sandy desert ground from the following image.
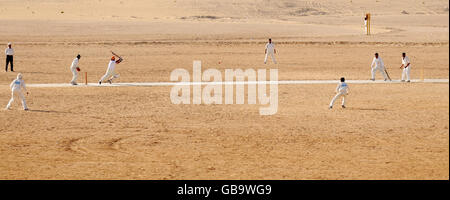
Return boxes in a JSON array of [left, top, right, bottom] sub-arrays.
[[0, 0, 448, 179]]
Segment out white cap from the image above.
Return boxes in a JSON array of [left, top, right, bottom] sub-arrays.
[[7, 42, 11, 46]]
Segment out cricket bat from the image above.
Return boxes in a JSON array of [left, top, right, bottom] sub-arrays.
[[384, 67, 392, 81], [111, 51, 123, 59], [111, 51, 124, 63]]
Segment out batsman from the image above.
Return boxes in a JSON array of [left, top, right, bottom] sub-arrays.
[[370, 53, 389, 81], [99, 51, 123, 85]]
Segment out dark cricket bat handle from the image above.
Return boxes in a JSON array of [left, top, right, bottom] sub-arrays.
[[111, 51, 122, 59]]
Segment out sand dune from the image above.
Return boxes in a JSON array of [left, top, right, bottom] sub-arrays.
[[0, 0, 448, 42], [1, 0, 448, 21]]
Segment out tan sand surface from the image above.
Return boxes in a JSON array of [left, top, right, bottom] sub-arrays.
[[0, 0, 448, 179], [0, 42, 448, 84], [0, 84, 448, 179]]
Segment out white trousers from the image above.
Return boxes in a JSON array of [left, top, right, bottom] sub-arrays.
[[6, 90, 28, 110], [371, 67, 388, 80], [264, 52, 277, 64], [99, 67, 119, 83], [401, 66, 411, 81], [330, 92, 346, 107], [70, 67, 78, 84]]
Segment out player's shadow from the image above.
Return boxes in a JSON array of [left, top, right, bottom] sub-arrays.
[[24, 71, 55, 74], [28, 109, 71, 114], [348, 107, 387, 111]]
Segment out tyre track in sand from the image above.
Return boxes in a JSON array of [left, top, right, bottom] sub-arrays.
[[64, 136, 96, 155], [107, 134, 145, 154], [63, 133, 162, 157]]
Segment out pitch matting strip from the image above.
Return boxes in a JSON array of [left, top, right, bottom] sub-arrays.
[[24, 79, 449, 88]]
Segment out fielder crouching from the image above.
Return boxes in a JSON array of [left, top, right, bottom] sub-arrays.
[[329, 77, 349, 109], [5, 73, 29, 111]]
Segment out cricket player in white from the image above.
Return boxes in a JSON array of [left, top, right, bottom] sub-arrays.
[[264, 38, 277, 64], [5, 73, 29, 110], [70, 54, 81, 85], [99, 56, 122, 85], [400, 52, 411, 82], [370, 53, 388, 81], [364, 16, 368, 34], [329, 77, 349, 109]]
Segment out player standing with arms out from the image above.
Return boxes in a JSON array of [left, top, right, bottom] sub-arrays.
[[99, 51, 123, 85], [264, 38, 277, 64], [70, 54, 81, 85], [329, 77, 349, 109], [370, 53, 388, 81], [5, 73, 29, 111], [5, 42, 14, 72], [400, 52, 411, 82]]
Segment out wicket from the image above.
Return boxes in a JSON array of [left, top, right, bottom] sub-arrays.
[[420, 66, 425, 82], [85, 72, 88, 85]]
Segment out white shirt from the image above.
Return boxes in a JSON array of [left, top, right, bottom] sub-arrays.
[[10, 79, 26, 91], [5, 48, 14, 56], [70, 58, 79, 69], [265, 43, 275, 53], [336, 82, 349, 93], [371, 57, 384, 68], [108, 60, 116, 71], [402, 56, 411, 68]]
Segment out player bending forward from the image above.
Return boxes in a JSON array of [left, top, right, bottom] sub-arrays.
[[5, 73, 29, 110], [329, 77, 349, 109], [70, 54, 81, 85], [99, 52, 123, 85], [370, 53, 388, 81]]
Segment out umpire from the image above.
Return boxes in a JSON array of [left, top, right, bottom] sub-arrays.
[[5, 42, 14, 72]]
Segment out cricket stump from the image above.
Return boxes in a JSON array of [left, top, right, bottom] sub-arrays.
[[85, 72, 88, 85], [420, 66, 424, 82]]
